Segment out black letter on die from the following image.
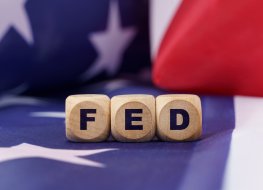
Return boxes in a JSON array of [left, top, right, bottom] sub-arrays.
[[170, 109, 189, 130], [80, 109, 96, 130], [125, 109, 143, 130]]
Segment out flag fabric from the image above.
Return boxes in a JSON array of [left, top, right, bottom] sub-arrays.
[[0, 79, 262, 190], [0, 0, 150, 92], [151, 0, 263, 96], [1, 1, 263, 190]]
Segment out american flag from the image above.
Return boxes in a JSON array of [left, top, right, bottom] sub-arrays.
[[0, 0, 262, 190]]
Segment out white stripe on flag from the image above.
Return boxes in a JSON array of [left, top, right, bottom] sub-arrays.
[[223, 96, 263, 190], [150, 0, 182, 59]]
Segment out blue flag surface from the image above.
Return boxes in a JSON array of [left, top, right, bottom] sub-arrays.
[[0, 79, 241, 190]]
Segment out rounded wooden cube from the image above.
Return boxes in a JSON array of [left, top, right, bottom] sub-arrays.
[[156, 94, 202, 141], [111, 95, 156, 142], [66, 94, 110, 142]]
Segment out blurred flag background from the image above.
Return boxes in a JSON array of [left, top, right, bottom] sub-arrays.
[[0, 0, 263, 190], [0, 0, 150, 93]]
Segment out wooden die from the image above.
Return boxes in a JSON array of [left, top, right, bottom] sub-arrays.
[[111, 95, 156, 142], [66, 95, 110, 142], [156, 94, 202, 141]]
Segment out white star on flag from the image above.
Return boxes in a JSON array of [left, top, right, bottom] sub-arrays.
[[30, 112, 65, 118], [81, 0, 137, 80], [0, 0, 33, 44], [0, 95, 44, 109], [0, 143, 117, 168]]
